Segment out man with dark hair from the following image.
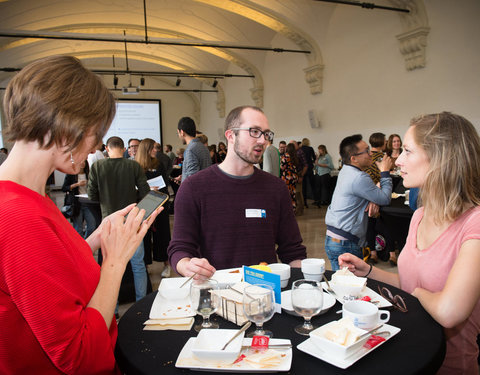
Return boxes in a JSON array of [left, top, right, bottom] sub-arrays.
[[301, 138, 316, 207], [174, 117, 211, 183], [125, 138, 140, 159], [88, 136, 150, 302], [168, 106, 306, 278], [164, 144, 176, 163], [278, 141, 286, 155], [324, 134, 392, 270], [262, 138, 280, 177]]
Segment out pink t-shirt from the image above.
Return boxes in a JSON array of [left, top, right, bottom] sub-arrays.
[[398, 206, 480, 375]]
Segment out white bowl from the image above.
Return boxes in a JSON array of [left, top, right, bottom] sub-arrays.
[[191, 329, 245, 364], [301, 258, 325, 275], [268, 263, 290, 288], [158, 277, 191, 300], [302, 272, 322, 282], [329, 275, 367, 299], [309, 320, 369, 359]]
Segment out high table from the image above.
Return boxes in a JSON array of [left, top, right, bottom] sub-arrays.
[[116, 269, 445, 374]]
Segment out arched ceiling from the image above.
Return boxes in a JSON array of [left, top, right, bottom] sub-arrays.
[[0, 0, 427, 112]]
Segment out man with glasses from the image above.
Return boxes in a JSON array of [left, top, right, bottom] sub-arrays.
[[324, 134, 392, 270], [168, 105, 307, 279], [126, 138, 140, 159]]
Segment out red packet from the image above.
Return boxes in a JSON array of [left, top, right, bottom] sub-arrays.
[[233, 354, 246, 364], [364, 335, 386, 349], [251, 336, 270, 350]]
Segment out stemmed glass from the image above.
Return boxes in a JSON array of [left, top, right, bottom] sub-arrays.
[[291, 279, 323, 336], [190, 279, 219, 332], [242, 284, 275, 337]]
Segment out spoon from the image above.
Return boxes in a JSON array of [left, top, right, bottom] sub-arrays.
[[180, 273, 197, 288], [322, 274, 336, 296], [221, 321, 252, 350]]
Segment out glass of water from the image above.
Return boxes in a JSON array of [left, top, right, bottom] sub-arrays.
[[190, 279, 219, 332], [291, 279, 323, 335], [243, 284, 275, 337]]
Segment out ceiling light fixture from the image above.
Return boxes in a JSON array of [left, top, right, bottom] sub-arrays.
[[140, 76, 145, 86], [212, 79, 218, 88], [175, 78, 181, 86]]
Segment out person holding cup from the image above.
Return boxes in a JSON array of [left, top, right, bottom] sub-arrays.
[[339, 112, 480, 375]]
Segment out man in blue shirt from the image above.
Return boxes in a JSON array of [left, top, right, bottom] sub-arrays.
[[325, 134, 393, 270]]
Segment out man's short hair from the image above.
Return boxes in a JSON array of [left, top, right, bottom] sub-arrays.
[[224, 105, 264, 132], [369, 132, 386, 148], [279, 141, 286, 146], [178, 117, 197, 137], [107, 136, 125, 149], [166, 144, 173, 152], [128, 138, 140, 145], [340, 134, 363, 165]]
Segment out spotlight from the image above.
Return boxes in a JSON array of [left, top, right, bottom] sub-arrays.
[[175, 78, 181, 87], [212, 78, 218, 88], [113, 75, 118, 86], [140, 76, 145, 86]]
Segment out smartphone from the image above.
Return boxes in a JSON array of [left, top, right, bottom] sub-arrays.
[[126, 190, 169, 221]]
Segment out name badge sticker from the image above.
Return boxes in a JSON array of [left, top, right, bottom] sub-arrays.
[[245, 209, 267, 218]]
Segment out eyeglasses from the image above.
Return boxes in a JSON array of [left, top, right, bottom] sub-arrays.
[[353, 147, 370, 156], [377, 286, 408, 313], [230, 127, 274, 142], [129, 144, 139, 149]]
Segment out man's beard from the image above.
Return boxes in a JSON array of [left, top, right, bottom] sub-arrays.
[[233, 138, 264, 165]]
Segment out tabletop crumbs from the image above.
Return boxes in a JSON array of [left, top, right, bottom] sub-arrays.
[[163, 360, 173, 366], [136, 311, 142, 315]]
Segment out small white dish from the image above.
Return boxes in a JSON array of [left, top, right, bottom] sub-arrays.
[[158, 277, 192, 300], [297, 324, 401, 369], [309, 319, 369, 359], [176, 337, 293, 372], [212, 268, 243, 288], [149, 290, 194, 319], [281, 290, 336, 316], [329, 275, 367, 299], [268, 263, 291, 288], [322, 283, 393, 308], [192, 329, 245, 365]]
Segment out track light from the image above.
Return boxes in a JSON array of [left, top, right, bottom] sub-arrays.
[[175, 78, 181, 86], [140, 76, 145, 86], [113, 75, 118, 86], [212, 78, 218, 88]]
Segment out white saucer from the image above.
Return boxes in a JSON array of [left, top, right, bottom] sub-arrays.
[[297, 323, 401, 369], [321, 283, 393, 308], [281, 291, 336, 316]]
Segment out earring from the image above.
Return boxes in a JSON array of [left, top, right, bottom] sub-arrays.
[[70, 152, 75, 165]]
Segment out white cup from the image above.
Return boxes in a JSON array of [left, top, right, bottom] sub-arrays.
[[301, 258, 325, 281], [342, 300, 390, 330], [268, 263, 291, 288]]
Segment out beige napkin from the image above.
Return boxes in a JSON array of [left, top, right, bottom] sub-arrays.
[[212, 282, 251, 326], [143, 317, 194, 331]]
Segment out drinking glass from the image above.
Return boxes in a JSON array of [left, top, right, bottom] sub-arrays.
[[190, 279, 219, 332], [291, 279, 323, 335], [242, 284, 275, 337]]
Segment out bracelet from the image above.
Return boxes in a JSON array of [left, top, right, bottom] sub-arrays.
[[364, 264, 373, 278]]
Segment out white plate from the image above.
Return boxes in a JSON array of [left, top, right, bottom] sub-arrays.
[[149, 291, 194, 319], [281, 291, 336, 316], [321, 283, 393, 308], [297, 323, 401, 369], [176, 337, 292, 372], [212, 268, 243, 287]]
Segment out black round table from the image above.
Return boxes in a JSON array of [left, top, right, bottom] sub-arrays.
[[115, 269, 445, 374]]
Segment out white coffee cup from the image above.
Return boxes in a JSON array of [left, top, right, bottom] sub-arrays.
[[268, 263, 291, 288], [301, 258, 325, 281], [342, 300, 390, 330]]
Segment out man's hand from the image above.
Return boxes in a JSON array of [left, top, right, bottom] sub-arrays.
[[365, 202, 380, 217], [376, 155, 393, 172], [176, 257, 216, 280], [172, 176, 182, 185]]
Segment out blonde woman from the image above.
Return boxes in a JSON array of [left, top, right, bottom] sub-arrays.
[[136, 138, 172, 277], [339, 112, 480, 374], [0, 55, 160, 373]]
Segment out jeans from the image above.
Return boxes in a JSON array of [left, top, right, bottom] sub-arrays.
[[130, 242, 147, 301], [325, 236, 362, 271], [72, 204, 97, 238]]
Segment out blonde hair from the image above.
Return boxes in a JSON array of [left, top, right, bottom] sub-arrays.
[[411, 112, 480, 223], [3, 55, 115, 151], [135, 138, 158, 171]]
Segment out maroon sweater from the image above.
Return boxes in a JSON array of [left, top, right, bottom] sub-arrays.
[[168, 165, 307, 271]]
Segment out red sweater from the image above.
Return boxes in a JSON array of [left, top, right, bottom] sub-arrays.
[[0, 181, 118, 374]]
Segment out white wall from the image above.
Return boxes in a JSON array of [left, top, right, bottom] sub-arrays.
[[197, 0, 480, 166]]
